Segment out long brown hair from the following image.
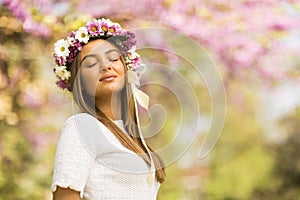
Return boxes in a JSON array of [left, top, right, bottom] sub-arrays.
[[68, 39, 166, 183]]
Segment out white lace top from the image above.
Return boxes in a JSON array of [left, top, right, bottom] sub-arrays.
[[51, 113, 160, 200]]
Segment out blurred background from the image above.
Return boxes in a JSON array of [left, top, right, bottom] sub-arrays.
[[0, 0, 300, 199]]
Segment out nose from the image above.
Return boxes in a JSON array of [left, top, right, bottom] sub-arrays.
[[101, 61, 112, 72]]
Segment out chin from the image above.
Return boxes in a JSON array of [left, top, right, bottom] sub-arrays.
[[95, 86, 124, 97]]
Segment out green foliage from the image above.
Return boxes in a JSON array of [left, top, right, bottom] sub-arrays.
[[203, 82, 274, 199], [1, 2, 300, 199], [157, 164, 184, 200], [0, 126, 32, 199], [251, 107, 300, 200], [205, 146, 273, 199], [203, 82, 300, 200]]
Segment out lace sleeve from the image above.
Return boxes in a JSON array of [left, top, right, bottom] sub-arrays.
[[50, 115, 96, 198]]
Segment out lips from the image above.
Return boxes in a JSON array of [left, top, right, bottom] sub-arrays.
[[99, 74, 117, 81]]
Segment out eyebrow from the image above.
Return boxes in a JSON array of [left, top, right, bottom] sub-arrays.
[[81, 49, 120, 64]]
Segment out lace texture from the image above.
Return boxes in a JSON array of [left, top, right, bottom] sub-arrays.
[[51, 113, 160, 200]]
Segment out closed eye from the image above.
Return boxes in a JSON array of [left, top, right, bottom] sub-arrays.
[[81, 56, 99, 68], [107, 51, 120, 62], [109, 57, 119, 62]]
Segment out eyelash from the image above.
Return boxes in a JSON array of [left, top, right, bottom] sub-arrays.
[[85, 63, 97, 68], [83, 55, 120, 68], [109, 56, 119, 62]]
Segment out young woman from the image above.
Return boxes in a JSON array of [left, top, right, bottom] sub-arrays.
[[50, 18, 165, 200]]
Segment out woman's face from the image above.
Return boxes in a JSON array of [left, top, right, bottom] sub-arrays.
[[79, 39, 125, 99]]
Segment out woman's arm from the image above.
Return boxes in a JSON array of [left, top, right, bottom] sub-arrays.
[[51, 115, 97, 199], [53, 186, 80, 200]]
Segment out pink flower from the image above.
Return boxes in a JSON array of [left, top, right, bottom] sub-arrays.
[[106, 23, 122, 36], [56, 79, 72, 91], [54, 54, 67, 66], [132, 55, 142, 69], [100, 20, 109, 33], [106, 24, 117, 36], [86, 20, 101, 36], [52, 18, 142, 91]]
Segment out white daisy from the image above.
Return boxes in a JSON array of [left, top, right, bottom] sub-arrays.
[[54, 39, 70, 57], [54, 65, 66, 77], [54, 66, 71, 81], [75, 27, 89, 44], [67, 36, 75, 44], [62, 70, 71, 81]]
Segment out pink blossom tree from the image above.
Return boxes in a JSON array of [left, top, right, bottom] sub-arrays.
[[1, 0, 300, 199]]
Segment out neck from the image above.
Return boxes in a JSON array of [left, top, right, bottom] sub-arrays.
[[95, 92, 122, 121]]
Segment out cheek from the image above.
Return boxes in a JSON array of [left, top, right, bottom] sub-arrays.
[[116, 62, 126, 84], [80, 69, 100, 95], [115, 61, 125, 76]]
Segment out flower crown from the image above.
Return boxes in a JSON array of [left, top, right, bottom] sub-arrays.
[[53, 18, 143, 91]]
